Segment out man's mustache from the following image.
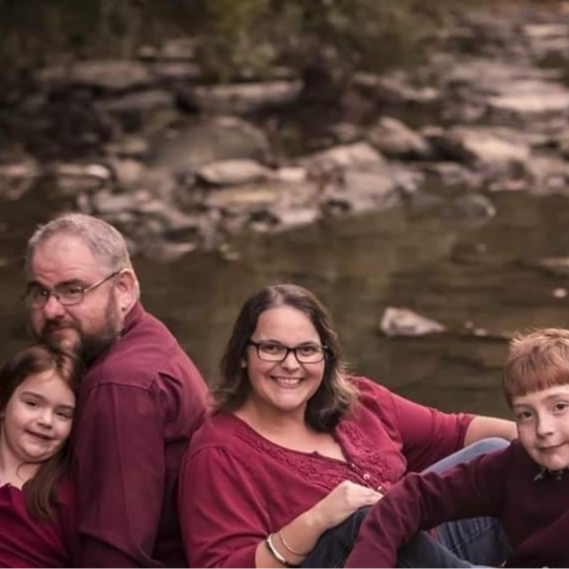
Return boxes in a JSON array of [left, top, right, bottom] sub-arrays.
[[42, 319, 77, 333]]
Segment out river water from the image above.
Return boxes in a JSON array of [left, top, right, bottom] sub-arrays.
[[2, 186, 569, 420]]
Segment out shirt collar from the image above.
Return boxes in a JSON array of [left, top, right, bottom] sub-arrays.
[[534, 466, 569, 482]]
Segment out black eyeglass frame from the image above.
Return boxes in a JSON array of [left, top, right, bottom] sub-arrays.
[[247, 340, 329, 364], [23, 270, 123, 308]]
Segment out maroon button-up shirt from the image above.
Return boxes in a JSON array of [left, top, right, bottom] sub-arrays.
[[72, 302, 207, 567]]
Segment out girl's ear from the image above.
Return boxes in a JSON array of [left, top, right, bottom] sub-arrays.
[[240, 358, 247, 369]]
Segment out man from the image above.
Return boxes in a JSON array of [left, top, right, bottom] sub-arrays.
[[24, 213, 208, 567]]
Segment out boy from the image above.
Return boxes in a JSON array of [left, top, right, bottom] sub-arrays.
[[346, 328, 569, 568]]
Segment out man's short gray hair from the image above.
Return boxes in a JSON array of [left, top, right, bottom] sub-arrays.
[[26, 213, 140, 296]]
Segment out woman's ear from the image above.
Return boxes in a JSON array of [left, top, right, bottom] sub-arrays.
[[240, 357, 247, 369]]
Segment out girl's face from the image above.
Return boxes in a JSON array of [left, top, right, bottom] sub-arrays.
[[0, 370, 75, 467]]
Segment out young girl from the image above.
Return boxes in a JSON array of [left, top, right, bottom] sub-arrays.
[[0, 344, 81, 567]]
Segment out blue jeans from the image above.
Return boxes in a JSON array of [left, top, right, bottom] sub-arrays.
[[302, 438, 511, 568]]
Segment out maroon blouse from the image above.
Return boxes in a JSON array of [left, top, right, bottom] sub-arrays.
[[178, 376, 473, 568], [0, 480, 74, 568]]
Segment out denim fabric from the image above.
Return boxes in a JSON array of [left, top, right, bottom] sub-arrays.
[[301, 438, 511, 568]]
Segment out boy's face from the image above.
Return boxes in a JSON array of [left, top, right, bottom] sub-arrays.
[[513, 385, 569, 471]]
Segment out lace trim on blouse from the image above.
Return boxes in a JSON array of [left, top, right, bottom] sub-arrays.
[[233, 416, 397, 491]]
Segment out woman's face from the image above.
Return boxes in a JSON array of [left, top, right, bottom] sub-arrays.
[[244, 305, 326, 419]]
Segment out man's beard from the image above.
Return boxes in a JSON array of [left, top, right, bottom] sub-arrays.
[[38, 297, 123, 365]]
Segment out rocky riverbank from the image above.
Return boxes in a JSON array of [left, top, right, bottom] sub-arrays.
[[2, 2, 569, 261]]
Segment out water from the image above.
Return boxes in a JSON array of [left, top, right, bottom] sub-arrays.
[[3, 187, 569, 420]]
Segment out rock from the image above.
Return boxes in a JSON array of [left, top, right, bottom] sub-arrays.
[[532, 257, 569, 277], [197, 159, 271, 186], [270, 207, 319, 229], [522, 156, 569, 195], [553, 288, 567, 299], [523, 24, 569, 41], [352, 72, 440, 105], [156, 38, 197, 61], [336, 168, 401, 212], [96, 90, 175, 114], [488, 90, 569, 117], [136, 200, 202, 239], [90, 190, 143, 214], [0, 161, 40, 200], [367, 117, 432, 159], [150, 62, 202, 82], [379, 307, 446, 337], [180, 80, 303, 114], [109, 159, 146, 189], [205, 186, 281, 210], [445, 193, 496, 221], [249, 207, 320, 231], [302, 142, 385, 172], [55, 163, 112, 180], [38, 60, 154, 92], [443, 58, 562, 91], [460, 321, 513, 342], [150, 116, 271, 172], [424, 162, 483, 189], [105, 136, 150, 159], [54, 163, 112, 196], [523, 23, 569, 58], [273, 167, 307, 184], [433, 127, 530, 171]]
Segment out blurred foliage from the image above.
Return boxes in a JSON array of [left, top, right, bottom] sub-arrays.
[[0, 0, 492, 82]]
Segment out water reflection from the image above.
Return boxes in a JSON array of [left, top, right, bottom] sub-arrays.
[[2, 190, 569, 420]]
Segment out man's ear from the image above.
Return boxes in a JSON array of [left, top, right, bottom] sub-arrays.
[[115, 269, 138, 311]]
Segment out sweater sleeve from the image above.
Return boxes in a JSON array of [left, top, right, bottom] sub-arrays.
[[383, 386, 473, 471], [345, 447, 509, 568], [179, 445, 271, 568]]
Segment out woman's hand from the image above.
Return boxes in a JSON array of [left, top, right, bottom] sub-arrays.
[[310, 480, 383, 530]]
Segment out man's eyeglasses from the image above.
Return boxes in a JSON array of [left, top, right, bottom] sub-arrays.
[[248, 341, 328, 364], [23, 270, 122, 309]]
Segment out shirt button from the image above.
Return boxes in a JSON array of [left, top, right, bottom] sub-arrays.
[[363, 473, 371, 481]]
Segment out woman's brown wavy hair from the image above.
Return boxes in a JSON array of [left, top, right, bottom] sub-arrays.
[[0, 344, 82, 520], [213, 284, 358, 431]]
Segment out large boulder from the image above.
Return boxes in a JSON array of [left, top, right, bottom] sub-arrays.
[[150, 116, 272, 173], [367, 117, 432, 159]]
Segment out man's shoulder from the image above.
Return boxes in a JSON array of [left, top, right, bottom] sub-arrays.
[[85, 307, 203, 391]]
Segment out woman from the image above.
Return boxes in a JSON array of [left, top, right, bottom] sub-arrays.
[[179, 284, 516, 568]]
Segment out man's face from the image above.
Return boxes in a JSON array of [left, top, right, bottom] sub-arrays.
[[27, 235, 124, 362]]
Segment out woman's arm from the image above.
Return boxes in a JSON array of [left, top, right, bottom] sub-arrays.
[[255, 481, 382, 568], [180, 445, 381, 568], [463, 415, 517, 446]]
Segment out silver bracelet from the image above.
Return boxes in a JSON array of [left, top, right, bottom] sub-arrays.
[[279, 529, 309, 557], [265, 533, 298, 568]]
